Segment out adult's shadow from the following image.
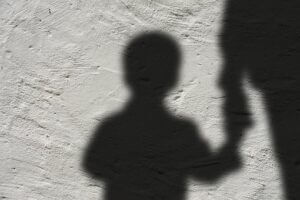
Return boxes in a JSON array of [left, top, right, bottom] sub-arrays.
[[83, 31, 240, 200], [220, 1, 300, 199]]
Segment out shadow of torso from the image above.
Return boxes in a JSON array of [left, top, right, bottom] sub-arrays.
[[222, 0, 300, 90], [83, 100, 211, 200]]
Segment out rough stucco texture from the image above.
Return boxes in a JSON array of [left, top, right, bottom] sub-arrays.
[[1, 1, 283, 200]]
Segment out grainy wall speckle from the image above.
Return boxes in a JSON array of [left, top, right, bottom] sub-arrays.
[[1, 1, 282, 199]]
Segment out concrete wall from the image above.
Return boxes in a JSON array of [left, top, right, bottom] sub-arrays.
[[1, 1, 282, 199]]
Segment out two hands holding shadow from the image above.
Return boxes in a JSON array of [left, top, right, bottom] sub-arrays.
[[82, 32, 252, 200]]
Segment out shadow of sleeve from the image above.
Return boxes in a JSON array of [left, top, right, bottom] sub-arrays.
[[82, 120, 119, 181]]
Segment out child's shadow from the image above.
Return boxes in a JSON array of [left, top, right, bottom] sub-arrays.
[[83, 31, 241, 200]]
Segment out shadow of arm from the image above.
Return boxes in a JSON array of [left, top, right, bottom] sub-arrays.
[[219, 54, 253, 149], [185, 124, 241, 183], [190, 145, 241, 183]]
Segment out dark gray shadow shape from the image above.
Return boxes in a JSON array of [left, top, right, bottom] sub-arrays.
[[220, 1, 300, 199], [83, 31, 241, 200]]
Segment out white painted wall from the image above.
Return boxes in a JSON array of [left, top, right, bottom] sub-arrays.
[[1, 1, 282, 199]]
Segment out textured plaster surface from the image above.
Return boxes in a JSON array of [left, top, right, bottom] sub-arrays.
[[1, 1, 282, 199]]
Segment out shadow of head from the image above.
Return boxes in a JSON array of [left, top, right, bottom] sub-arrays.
[[123, 31, 181, 97]]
